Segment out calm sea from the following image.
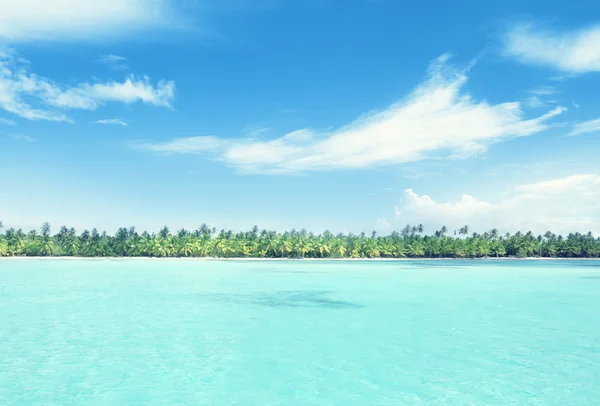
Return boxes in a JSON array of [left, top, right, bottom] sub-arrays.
[[1, 259, 599, 405]]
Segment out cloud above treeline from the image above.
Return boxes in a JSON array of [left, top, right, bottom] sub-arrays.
[[389, 174, 600, 235], [0, 49, 175, 123], [134, 55, 567, 174]]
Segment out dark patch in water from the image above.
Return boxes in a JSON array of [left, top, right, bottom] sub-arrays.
[[580, 276, 600, 280], [401, 263, 470, 270], [252, 268, 323, 274], [254, 290, 364, 309], [200, 290, 363, 309]]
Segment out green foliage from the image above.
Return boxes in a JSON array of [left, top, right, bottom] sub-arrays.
[[0, 223, 598, 259]]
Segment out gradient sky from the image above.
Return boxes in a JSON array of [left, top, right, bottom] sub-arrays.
[[1, 0, 599, 235]]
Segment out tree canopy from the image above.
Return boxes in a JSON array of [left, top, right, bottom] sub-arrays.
[[0, 223, 598, 258]]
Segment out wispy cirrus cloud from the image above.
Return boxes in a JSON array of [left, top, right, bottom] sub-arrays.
[[523, 86, 558, 109], [0, 49, 175, 122], [0, 0, 176, 43], [504, 23, 600, 73], [99, 54, 128, 71], [567, 118, 600, 137], [516, 174, 600, 195], [50, 77, 175, 109], [9, 134, 35, 142], [136, 55, 566, 174], [133, 136, 223, 153], [528, 86, 556, 96], [390, 174, 600, 235], [523, 96, 546, 109], [95, 118, 129, 127], [0, 117, 16, 125]]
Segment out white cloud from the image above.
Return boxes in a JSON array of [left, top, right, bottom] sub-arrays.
[[523, 86, 557, 109], [50, 76, 175, 109], [244, 127, 271, 138], [395, 190, 495, 220], [504, 23, 600, 73], [0, 117, 16, 125], [0, 0, 174, 42], [9, 134, 35, 142], [99, 54, 128, 71], [133, 136, 224, 153], [376, 217, 392, 231], [96, 118, 128, 127], [528, 86, 556, 96], [523, 96, 546, 109], [138, 55, 566, 174], [0, 50, 175, 122], [567, 118, 600, 137], [516, 174, 600, 195], [101, 55, 127, 63], [393, 174, 600, 235]]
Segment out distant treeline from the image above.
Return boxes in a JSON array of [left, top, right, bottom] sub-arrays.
[[0, 222, 598, 258]]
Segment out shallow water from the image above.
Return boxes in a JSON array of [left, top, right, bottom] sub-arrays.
[[1, 259, 599, 405]]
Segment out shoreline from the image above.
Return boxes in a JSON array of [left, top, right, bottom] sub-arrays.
[[1, 256, 599, 261]]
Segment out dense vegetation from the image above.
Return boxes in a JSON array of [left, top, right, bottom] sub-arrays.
[[1, 221, 598, 258]]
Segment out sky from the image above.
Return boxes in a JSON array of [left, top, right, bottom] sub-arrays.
[[0, 0, 599, 236]]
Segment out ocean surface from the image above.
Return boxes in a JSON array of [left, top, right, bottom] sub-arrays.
[[1, 259, 599, 405]]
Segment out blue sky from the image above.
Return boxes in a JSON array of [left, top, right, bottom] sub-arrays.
[[1, 0, 599, 235]]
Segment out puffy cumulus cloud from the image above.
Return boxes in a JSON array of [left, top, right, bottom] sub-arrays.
[[0, 0, 175, 42], [0, 50, 174, 122], [395, 190, 495, 220], [391, 174, 600, 235], [504, 23, 600, 73], [138, 55, 566, 174]]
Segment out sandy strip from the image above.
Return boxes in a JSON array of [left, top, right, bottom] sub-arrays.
[[0, 256, 598, 261]]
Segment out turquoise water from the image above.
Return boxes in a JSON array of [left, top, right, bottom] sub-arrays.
[[1, 260, 599, 405]]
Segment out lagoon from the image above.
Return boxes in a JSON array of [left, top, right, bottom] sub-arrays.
[[1, 259, 599, 405]]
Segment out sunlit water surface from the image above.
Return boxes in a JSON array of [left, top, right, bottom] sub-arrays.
[[1, 259, 599, 405]]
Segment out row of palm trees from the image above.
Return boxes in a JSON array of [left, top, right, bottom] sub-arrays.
[[0, 222, 598, 258]]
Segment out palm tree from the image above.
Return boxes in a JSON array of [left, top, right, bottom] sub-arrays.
[[41, 222, 51, 240], [332, 239, 347, 258], [178, 240, 198, 257], [39, 239, 57, 256], [9, 236, 26, 256], [0, 239, 8, 257], [401, 225, 411, 238], [0, 222, 598, 259], [28, 229, 38, 241], [408, 242, 425, 257], [159, 226, 170, 240]]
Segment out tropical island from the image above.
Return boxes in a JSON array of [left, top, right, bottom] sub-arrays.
[[0, 221, 598, 258]]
